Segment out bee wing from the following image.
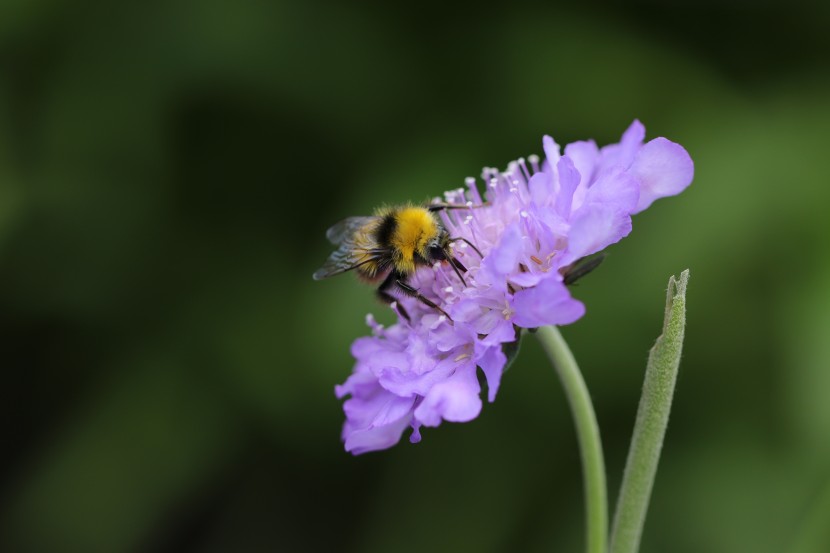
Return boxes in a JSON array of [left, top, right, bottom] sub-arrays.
[[325, 216, 378, 245], [312, 245, 387, 280]]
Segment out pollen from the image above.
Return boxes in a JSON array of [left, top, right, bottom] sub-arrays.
[[530, 255, 544, 265]]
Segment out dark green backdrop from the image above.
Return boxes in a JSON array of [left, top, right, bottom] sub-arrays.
[[2, 1, 829, 552]]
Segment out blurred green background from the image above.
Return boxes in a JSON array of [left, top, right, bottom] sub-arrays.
[[2, 1, 830, 552]]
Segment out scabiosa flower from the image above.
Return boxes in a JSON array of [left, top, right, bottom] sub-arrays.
[[335, 120, 693, 454]]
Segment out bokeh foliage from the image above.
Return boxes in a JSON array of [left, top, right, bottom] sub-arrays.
[[2, 1, 829, 552]]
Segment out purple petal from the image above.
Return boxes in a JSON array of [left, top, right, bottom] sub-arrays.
[[582, 168, 640, 214], [450, 299, 486, 324], [542, 135, 561, 170], [511, 277, 586, 328], [378, 358, 455, 397], [350, 336, 389, 359], [479, 316, 516, 346], [414, 364, 482, 426], [477, 345, 507, 402], [480, 223, 523, 289], [598, 120, 645, 173], [564, 140, 599, 187], [618, 119, 646, 167], [335, 370, 375, 399], [341, 390, 416, 454], [562, 204, 632, 265], [343, 411, 414, 455], [409, 420, 422, 443], [555, 156, 580, 218], [429, 316, 472, 351], [528, 171, 554, 206], [508, 271, 545, 288], [631, 137, 694, 213]]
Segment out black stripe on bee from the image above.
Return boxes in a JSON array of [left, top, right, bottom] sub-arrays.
[[374, 213, 398, 248]]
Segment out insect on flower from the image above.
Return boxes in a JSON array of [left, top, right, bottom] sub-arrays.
[[313, 204, 482, 321], [322, 121, 694, 454]]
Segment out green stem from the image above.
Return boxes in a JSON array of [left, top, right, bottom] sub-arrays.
[[610, 270, 689, 553], [537, 325, 608, 553]]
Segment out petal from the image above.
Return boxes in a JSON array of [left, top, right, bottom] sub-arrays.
[[528, 171, 554, 206], [564, 140, 599, 187], [598, 120, 645, 173], [335, 370, 376, 399], [554, 156, 580, 218], [429, 317, 471, 351], [562, 204, 632, 265], [409, 420, 422, 443], [378, 358, 455, 397], [542, 135, 561, 170], [349, 336, 388, 359], [508, 271, 545, 287], [631, 137, 694, 213], [477, 345, 507, 402], [479, 223, 523, 290], [479, 317, 516, 346], [581, 168, 640, 214], [415, 364, 482, 426], [620, 119, 646, 162], [450, 298, 486, 324], [341, 385, 417, 454], [510, 277, 586, 328]]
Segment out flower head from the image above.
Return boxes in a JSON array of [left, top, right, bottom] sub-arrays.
[[335, 120, 693, 454]]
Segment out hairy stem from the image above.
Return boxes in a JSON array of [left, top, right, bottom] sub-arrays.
[[537, 325, 608, 553], [610, 270, 690, 553]]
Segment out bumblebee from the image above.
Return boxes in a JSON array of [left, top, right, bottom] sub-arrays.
[[313, 204, 479, 320]]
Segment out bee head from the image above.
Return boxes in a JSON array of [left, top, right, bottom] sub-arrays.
[[426, 229, 452, 262]]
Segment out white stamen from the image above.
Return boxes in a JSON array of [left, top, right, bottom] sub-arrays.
[[444, 286, 454, 293], [520, 210, 528, 218]]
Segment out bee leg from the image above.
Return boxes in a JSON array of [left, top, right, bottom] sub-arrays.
[[377, 273, 411, 322], [427, 202, 489, 212], [450, 256, 467, 273], [449, 237, 483, 258], [394, 279, 453, 322], [379, 291, 411, 322]]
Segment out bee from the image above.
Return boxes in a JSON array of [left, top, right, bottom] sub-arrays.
[[313, 204, 480, 321]]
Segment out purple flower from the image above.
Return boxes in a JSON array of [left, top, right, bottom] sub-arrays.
[[336, 120, 693, 454]]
